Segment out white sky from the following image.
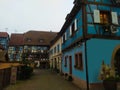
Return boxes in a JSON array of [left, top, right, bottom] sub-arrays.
[[0, 0, 74, 34]]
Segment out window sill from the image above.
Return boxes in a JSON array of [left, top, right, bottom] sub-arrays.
[[74, 65, 83, 71]]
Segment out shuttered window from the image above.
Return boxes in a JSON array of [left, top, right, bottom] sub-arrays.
[[94, 10, 118, 25], [74, 53, 83, 70], [69, 19, 78, 36], [100, 11, 110, 24]]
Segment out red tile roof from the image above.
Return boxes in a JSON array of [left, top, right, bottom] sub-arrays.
[[0, 32, 9, 38], [24, 31, 57, 46], [9, 31, 58, 46], [9, 34, 24, 46]]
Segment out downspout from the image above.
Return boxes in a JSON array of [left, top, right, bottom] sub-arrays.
[[82, 1, 89, 90]]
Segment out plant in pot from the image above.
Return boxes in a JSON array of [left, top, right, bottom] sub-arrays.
[[99, 61, 120, 90], [67, 75, 73, 81]]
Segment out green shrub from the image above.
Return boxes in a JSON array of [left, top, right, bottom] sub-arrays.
[[18, 65, 33, 80]]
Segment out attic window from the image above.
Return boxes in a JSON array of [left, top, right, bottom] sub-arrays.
[[26, 38, 31, 42], [39, 39, 44, 43]]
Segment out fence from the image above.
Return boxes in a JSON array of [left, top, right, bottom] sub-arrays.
[[0, 68, 11, 90], [0, 63, 21, 90]]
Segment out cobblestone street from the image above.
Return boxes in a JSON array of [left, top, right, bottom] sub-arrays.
[[4, 69, 81, 90]]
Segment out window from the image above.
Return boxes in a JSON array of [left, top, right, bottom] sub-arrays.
[[78, 53, 83, 70], [70, 19, 78, 36], [39, 39, 44, 43], [74, 53, 83, 70], [54, 47, 56, 54], [64, 56, 68, 67], [72, 22, 75, 34], [100, 11, 110, 24], [57, 44, 60, 53], [94, 10, 119, 25], [62, 34, 66, 43], [112, 0, 120, 4], [75, 54, 78, 67], [118, 16, 120, 24], [26, 38, 31, 42]]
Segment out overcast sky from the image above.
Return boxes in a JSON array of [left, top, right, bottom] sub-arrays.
[[0, 0, 73, 34]]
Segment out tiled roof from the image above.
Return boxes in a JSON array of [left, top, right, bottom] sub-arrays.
[[9, 34, 24, 46], [0, 32, 9, 38], [24, 31, 57, 46]]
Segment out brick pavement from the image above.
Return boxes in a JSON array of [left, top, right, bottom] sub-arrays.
[[4, 69, 81, 90]]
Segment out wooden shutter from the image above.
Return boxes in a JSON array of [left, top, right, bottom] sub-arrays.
[[93, 10, 100, 23], [74, 19, 77, 31], [111, 12, 118, 25], [69, 26, 72, 36]]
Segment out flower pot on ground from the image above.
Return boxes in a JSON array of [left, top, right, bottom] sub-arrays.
[[103, 79, 117, 90], [67, 75, 73, 81]]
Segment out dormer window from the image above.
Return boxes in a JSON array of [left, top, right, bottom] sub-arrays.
[[39, 39, 44, 43], [26, 38, 31, 42]]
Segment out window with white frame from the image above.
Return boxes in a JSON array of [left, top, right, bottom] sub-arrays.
[[57, 44, 60, 53], [94, 10, 118, 25], [69, 19, 78, 36]]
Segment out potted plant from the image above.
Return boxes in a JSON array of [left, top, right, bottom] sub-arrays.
[[67, 75, 73, 81], [99, 61, 120, 90]]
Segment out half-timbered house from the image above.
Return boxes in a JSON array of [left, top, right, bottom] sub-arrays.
[[61, 0, 120, 89]]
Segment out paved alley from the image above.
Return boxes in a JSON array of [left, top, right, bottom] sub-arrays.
[[4, 69, 81, 90]]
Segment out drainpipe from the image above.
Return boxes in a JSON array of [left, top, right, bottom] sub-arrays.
[[82, 0, 89, 90]]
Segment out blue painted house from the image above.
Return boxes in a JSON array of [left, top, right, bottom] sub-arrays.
[[0, 32, 9, 50], [60, 0, 120, 89], [8, 34, 24, 61]]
